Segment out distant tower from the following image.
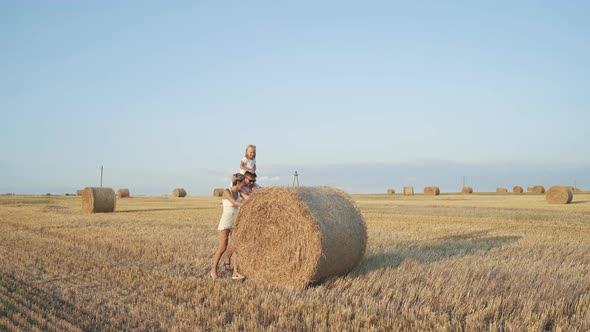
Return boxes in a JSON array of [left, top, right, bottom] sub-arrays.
[[293, 171, 300, 186]]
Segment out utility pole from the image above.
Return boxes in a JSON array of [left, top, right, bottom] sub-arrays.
[[100, 165, 103, 188]]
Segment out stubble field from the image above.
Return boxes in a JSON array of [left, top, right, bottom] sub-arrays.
[[1, 191, 589, 331]]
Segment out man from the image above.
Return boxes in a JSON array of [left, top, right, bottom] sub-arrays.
[[242, 171, 261, 197]]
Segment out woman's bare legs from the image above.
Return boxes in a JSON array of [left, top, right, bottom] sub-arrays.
[[211, 230, 230, 278]]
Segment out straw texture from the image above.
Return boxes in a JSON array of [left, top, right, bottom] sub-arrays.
[[82, 187, 116, 213], [513, 186, 524, 193], [461, 186, 473, 194], [496, 188, 508, 193], [213, 188, 225, 197], [172, 188, 187, 197], [403, 187, 414, 196], [232, 186, 367, 287], [424, 186, 440, 196], [532, 185, 545, 194], [387, 189, 395, 194], [546, 186, 573, 204], [117, 189, 130, 198]]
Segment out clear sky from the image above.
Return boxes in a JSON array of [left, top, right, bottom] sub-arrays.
[[2, 1, 589, 195]]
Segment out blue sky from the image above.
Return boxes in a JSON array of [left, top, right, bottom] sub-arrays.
[[2, 1, 589, 195]]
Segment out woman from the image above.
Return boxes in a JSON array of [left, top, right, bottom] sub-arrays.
[[210, 173, 246, 280]]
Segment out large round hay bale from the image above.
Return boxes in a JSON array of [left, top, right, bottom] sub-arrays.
[[232, 187, 367, 287], [424, 186, 440, 196], [82, 187, 116, 213], [546, 186, 573, 204], [213, 188, 225, 197], [513, 186, 523, 193], [403, 186, 414, 196], [117, 188, 130, 198], [496, 187, 508, 193], [532, 185, 545, 194], [387, 188, 395, 194], [461, 186, 473, 194], [172, 188, 187, 197]]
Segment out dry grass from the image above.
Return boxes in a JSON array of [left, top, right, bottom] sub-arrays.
[[1, 193, 589, 330]]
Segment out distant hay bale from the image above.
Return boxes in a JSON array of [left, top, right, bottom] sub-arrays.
[[461, 186, 473, 194], [532, 185, 545, 194], [117, 188, 130, 198], [82, 187, 116, 213], [387, 188, 395, 194], [213, 188, 225, 197], [403, 187, 414, 196], [526, 187, 533, 192], [496, 188, 508, 193], [172, 188, 187, 197], [546, 186, 573, 204], [424, 186, 440, 196], [513, 186, 523, 193], [76, 190, 84, 196], [233, 187, 367, 287]]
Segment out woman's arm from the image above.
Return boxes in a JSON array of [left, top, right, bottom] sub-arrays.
[[222, 189, 242, 206]]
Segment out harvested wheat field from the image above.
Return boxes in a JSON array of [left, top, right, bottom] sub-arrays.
[[1, 193, 590, 330]]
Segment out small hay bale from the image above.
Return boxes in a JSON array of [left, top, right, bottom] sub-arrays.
[[117, 188, 130, 198], [82, 187, 116, 213], [424, 186, 440, 196], [461, 186, 473, 194], [513, 186, 523, 193], [546, 186, 573, 204], [403, 187, 414, 196], [387, 188, 395, 194], [213, 188, 225, 197], [532, 185, 545, 194], [232, 186, 367, 287], [76, 190, 84, 196], [496, 188, 508, 193], [172, 188, 187, 197]]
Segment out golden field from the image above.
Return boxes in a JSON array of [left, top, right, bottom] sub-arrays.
[[1, 192, 589, 331]]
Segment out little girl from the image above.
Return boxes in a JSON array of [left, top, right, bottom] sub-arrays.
[[210, 173, 246, 280], [239, 144, 256, 175]]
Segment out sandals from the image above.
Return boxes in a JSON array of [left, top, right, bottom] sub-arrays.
[[231, 273, 245, 280], [210, 271, 217, 280], [223, 262, 232, 273]]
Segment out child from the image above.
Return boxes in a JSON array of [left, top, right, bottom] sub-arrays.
[[210, 173, 246, 280], [239, 144, 256, 175]]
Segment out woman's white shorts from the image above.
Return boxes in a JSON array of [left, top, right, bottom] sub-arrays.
[[217, 208, 238, 230]]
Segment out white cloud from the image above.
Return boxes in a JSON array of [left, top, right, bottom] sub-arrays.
[[258, 176, 280, 182]]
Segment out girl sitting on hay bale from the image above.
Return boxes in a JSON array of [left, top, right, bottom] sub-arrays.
[[210, 173, 247, 280]]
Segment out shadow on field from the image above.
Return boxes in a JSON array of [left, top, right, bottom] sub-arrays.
[[114, 207, 210, 213], [0, 273, 117, 330], [354, 231, 521, 275]]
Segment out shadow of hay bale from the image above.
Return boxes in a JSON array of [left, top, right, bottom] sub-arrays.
[[352, 231, 521, 275]]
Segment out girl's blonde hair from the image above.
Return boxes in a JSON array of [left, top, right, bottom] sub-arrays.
[[244, 144, 257, 158], [232, 173, 245, 186]]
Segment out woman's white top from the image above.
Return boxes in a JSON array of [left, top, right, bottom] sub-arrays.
[[217, 188, 241, 230]]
